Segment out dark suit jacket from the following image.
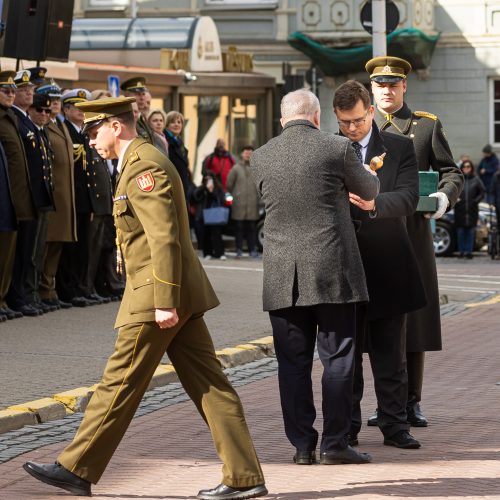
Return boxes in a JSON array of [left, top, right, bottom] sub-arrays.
[[0, 105, 35, 220], [12, 107, 53, 210], [350, 125, 426, 321], [251, 119, 380, 311]]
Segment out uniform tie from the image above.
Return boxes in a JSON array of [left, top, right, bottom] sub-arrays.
[[352, 142, 363, 163]]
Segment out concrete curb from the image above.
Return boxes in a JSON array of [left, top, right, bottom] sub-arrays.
[[0, 335, 274, 435]]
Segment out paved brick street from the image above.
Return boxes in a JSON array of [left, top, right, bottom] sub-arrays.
[[0, 290, 499, 499]]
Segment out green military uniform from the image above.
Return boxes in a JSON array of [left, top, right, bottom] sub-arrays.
[[57, 98, 264, 489], [367, 57, 464, 408]]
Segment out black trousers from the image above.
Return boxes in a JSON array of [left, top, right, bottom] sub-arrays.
[[407, 351, 425, 404], [84, 214, 106, 296], [352, 305, 409, 438], [269, 303, 356, 453], [202, 225, 224, 258], [6, 219, 37, 308], [234, 220, 256, 253]]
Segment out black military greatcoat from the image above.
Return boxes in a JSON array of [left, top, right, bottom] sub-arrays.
[[375, 104, 464, 351]]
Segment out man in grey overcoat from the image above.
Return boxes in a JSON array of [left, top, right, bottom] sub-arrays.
[[251, 89, 379, 466]]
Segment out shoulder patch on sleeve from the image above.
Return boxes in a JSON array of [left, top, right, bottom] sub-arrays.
[[136, 171, 155, 192], [414, 111, 438, 121]]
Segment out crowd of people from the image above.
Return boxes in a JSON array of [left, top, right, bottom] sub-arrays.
[[0, 69, 260, 323]]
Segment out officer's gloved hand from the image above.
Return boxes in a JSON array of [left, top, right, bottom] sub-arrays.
[[424, 192, 449, 219]]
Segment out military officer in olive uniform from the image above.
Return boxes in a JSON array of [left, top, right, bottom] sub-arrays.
[[365, 56, 464, 427], [120, 76, 155, 144], [24, 97, 267, 500], [0, 70, 28, 319]]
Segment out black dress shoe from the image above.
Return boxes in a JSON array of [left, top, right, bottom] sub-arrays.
[[384, 430, 421, 449], [34, 300, 55, 313], [91, 293, 111, 304], [13, 304, 41, 316], [71, 296, 91, 307], [407, 402, 428, 427], [197, 482, 268, 499], [348, 434, 359, 447], [23, 461, 91, 496], [58, 299, 73, 309], [41, 298, 61, 310], [367, 409, 378, 426], [320, 445, 372, 464], [0, 306, 23, 319], [293, 449, 316, 465], [0, 314, 6, 322]]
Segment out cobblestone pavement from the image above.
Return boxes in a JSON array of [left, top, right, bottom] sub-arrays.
[[0, 296, 499, 499]]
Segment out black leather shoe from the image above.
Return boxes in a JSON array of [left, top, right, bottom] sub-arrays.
[[23, 461, 91, 496], [407, 402, 428, 427], [320, 445, 372, 464], [293, 449, 316, 465], [384, 430, 421, 449], [197, 483, 268, 499], [71, 296, 92, 307], [58, 299, 73, 309], [41, 299, 61, 310], [367, 409, 378, 426], [87, 293, 111, 304], [13, 304, 41, 316], [0, 306, 23, 319], [34, 300, 56, 312], [348, 434, 359, 447], [0, 314, 6, 322]]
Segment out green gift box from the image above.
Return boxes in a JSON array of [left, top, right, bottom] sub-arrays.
[[416, 171, 439, 212]]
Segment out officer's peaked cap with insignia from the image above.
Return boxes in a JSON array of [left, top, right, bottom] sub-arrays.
[[26, 66, 48, 85], [61, 88, 92, 105], [14, 70, 34, 87], [32, 93, 51, 109], [0, 71, 17, 88], [120, 76, 148, 93], [76, 96, 136, 133], [36, 79, 62, 98], [365, 56, 412, 83]]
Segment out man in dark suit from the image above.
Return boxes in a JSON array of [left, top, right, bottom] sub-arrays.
[[251, 89, 379, 466], [366, 57, 463, 426], [333, 80, 427, 449]]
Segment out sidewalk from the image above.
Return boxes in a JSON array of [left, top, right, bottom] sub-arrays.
[[0, 298, 499, 499]]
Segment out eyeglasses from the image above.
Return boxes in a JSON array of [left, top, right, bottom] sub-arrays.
[[0, 88, 16, 95], [35, 108, 51, 114], [337, 110, 369, 129]]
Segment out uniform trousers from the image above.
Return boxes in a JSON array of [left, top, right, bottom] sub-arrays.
[[84, 214, 106, 296], [351, 306, 409, 438], [57, 314, 264, 487], [0, 231, 17, 308], [6, 219, 37, 308], [407, 351, 425, 405], [269, 303, 356, 453], [39, 242, 64, 300]]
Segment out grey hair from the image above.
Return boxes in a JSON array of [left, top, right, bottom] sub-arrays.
[[280, 89, 320, 120]]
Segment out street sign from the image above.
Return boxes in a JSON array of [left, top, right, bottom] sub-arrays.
[[360, 0, 400, 35], [108, 75, 120, 98]]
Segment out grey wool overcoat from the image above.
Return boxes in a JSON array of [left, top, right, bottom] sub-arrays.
[[250, 119, 380, 311]]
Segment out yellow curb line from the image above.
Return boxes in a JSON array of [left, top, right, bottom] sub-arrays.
[[464, 294, 500, 308], [0, 335, 274, 435]]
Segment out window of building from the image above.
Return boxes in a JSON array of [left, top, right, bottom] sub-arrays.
[[491, 79, 500, 145], [204, 0, 278, 8]]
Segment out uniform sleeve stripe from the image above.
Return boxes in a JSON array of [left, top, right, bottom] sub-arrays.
[[153, 270, 180, 287]]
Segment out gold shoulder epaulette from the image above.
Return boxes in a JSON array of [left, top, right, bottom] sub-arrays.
[[128, 151, 140, 164], [414, 111, 438, 121]]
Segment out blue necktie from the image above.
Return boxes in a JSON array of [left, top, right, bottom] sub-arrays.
[[352, 142, 363, 163]]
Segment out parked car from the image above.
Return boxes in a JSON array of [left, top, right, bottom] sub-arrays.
[[434, 202, 497, 256]]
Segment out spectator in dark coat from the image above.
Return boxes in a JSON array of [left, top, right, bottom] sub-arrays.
[[192, 173, 227, 260], [491, 169, 500, 233], [164, 111, 189, 198], [454, 160, 485, 259], [478, 144, 498, 203]]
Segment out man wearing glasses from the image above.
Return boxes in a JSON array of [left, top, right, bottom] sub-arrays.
[[334, 80, 426, 449]]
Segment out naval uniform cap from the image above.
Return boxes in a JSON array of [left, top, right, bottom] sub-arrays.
[[14, 70, 34, 87], [61, 88, 92, 105], [0, 71, 17, 88], [365, 56, 412, 83], [120, 76, 148, 93], [36, 79, 62, 98], [26, 66, 48, 85], [76, 96, 136, 133]]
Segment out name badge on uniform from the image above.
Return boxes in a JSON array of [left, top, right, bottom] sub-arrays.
[[136, 171, 155, 192]]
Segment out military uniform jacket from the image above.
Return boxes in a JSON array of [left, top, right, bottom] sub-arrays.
[[251, 119, 380, 311], [0, 105, 35, 220], [113, 138, 219, 328], [46, 118, 77, 242], [350, 125, 426, 321], [136, 114, 155, 144], [0, 142, 16, 231], [375, 103, 464, 351], [12, 107, 54, 210], [87, 148, 113, 216]]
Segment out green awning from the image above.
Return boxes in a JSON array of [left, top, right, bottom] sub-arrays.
[[288, 28, 440, 77]]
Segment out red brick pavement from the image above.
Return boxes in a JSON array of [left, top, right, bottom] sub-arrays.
[[0, 301, 499, 499]]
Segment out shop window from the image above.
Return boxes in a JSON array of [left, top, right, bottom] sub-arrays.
[[491, 79, 500, 145]]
